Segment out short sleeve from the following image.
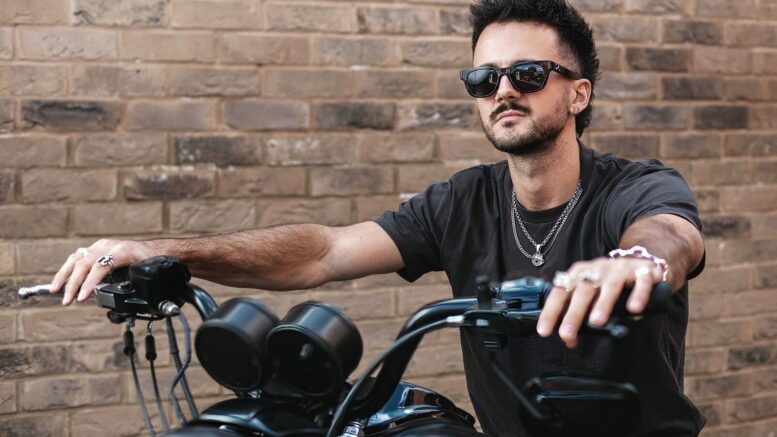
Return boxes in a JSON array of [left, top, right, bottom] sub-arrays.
[[373, 181, 453, 282]]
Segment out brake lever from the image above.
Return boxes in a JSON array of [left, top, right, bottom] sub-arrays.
[[501, 310, 630, 340], [18, 284, 57, 300]]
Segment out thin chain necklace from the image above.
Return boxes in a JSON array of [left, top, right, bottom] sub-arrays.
[[510, 180, 583, 267]]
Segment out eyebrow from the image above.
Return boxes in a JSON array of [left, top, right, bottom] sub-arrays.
[[476, 59, 534, 68]]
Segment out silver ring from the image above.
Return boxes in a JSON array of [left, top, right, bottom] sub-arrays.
[[76, 247, 89, 257], [578, 270, 601, 288], [552, 271, 574, 293], [96, 254, 114, 268], [635, 266, 652, 279]]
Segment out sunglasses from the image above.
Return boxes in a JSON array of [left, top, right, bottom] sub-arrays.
[[459, 60, 581, 98]]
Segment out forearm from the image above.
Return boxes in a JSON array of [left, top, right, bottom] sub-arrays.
[[147, 224, 334, 290], [618, 214, 704, 290]]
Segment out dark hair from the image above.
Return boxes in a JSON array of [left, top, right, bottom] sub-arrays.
[[470, 0, 599, 136]]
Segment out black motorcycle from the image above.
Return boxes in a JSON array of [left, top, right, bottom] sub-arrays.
[[19, 256, 672, 437]]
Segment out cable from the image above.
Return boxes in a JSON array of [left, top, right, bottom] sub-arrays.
[[326, 318, 454, 437], [165, 316, 187, 425], [124, 321, 157, 437], [169, 309, 199, 417], [146, 321, 170, 432]]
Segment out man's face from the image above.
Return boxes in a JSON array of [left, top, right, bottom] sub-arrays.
[[473, 21, 576, 156]]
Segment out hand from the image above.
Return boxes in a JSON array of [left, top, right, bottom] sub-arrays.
[[536, 257, 663, 348], [51, 239, 157, 306]]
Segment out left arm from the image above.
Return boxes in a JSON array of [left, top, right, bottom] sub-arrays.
[[536, 213, 704, 348]]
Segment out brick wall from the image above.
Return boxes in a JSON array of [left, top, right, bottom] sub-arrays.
[[0, 0, 775, 435]]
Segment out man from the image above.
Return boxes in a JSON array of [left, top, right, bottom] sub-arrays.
[[52, 0, 705, 435]]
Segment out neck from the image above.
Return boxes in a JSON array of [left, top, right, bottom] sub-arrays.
[[507, 134, 581, 211]]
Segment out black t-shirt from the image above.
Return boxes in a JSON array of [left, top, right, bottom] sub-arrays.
[[374, 144, 706, 436]]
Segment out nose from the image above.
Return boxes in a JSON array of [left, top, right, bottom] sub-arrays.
[[495, 73, 521, 102]]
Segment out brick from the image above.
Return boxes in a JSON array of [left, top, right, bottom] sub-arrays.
[[401, 39, 469, 68], [700, 215, 751, 239], [718, 239, 777, 263], [357, 6, 437, 35], [0, 381, 14, 414], [663, 20, 722, 45], [19, 27, 116, 60], [0, 28, 10, 59], [685, 348, 726, 374], [692, 159, 752, 186], [752, 212, 777, 239], [175, 135, 261, 166], [588, 102, 623, 131], [256, 197, 353, 227], [437, 69, 471, 99], [224, 100, 309, 131], [315, 101, 396, 130], [310, 166, 393, 196], [23, 375, 121, 411], [0, 65, 67, 96], [0, 0, 68, 24], [125, 100, 215, 131], [312, 36, 397, 66], [220, 34, 309, 65], [624, 104, 687, 130], [72, 133, 167, 167], [686, 373, 751, 401], [72, 65, 166, 97], [597, 73, 658, 100], [597, 45, 622, 71], [689, 320, 750, 347], [264, 68, 352, 98], [0, 415, 67, 437], [0, 206, 67, 238], [405, 344, 465, 377], [0, 136, 66, 168], [724, 22, 777, 47], [357, 319, 404, 351], [568, 0, 624, 12], [357, 132, 435, 163], [74, 0, 165, 27], [694, 188, 719, 213], [696, 402, 722, 427], [170, 66, 259, 97], [397, 102, 477, 130], [662, 77, 723, 101], [728, 290, 777, 317], [122, 31, 214, 62], [0, 345, 69, 378], [71, 405, 159, 436], [661, 134, 720, 159], [727, 395, 777, 423], [729, 344, 777, 370], [754, 316, 777, 340], [0, 242, 13, 274], [21, 100, 122, 132], [22, 169, 116, 203], [696, 0, 757, 18], [754, 160, 777, 184], [590, 16, 658, 43], [267, 3, 354, 33], [439, 9, 470, 35], [725, 78, 770, 102], [73, 202, 163, 235], [625, 0, 689, 13], [626, 48, 690, 72], [121, 168, 215, 200], [217, 167, 306, 197], [398, 163, 471, 192], [437, 131, 503, 161], [725, 133, 777, 157], [354, 195, 403, 222], [0, 314, 14, 343], [265, 134, 354, 165], [170, 199, 256, 234], [128, 364, 220, 401], [755, 50, 777, 74], [693, 105, 750, 130], [591, 134, 659, 159], [310, 289, 393, 320], [694, 47, 752, 74], [353, 69, 435, 98], [688, 288, 726, 320], [172, 0, 260, 29], [0, 172, 14, 203], [0, 100, 12, 133], [750, 105, 777, 129], [16, 239, 92, 274]]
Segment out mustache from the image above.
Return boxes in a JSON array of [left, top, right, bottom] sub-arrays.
[[490, 102, 531, 123]]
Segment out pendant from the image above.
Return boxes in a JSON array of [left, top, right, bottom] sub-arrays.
[[531, 245, 544, 266]]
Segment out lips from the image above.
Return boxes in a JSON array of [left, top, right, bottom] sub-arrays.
[[496, 110, 527, 122]]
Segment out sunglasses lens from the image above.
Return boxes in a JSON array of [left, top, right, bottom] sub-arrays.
[[511, 63, 547, 93], [465, 69, 498, 97]]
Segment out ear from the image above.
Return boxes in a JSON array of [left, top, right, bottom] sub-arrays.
[[569, 79, 592, 115]]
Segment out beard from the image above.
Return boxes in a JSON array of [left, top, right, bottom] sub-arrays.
[[482, 98, 568, 157]]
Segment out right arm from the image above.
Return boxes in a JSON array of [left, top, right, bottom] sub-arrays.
[[52, 221, 404, 305]]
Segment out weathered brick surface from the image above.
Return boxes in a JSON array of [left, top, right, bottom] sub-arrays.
[[0, 0, 774, 432]]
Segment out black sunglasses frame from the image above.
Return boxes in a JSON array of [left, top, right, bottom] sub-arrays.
[[459, 60, 582, 98]]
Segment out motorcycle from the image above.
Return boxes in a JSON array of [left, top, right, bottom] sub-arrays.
[[19, 256, 672, 437]]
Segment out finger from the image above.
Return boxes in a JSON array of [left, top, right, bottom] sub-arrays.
[[627, 266, 659, 314], [62, 260, 93, 306], [51, 253, 80, 294], [559, 283, 598, 348], [537, 286, 570, 337], [77, 263, 112, 302], [588, 278, 625, 326]]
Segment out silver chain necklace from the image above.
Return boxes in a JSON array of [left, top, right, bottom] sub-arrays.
[[510, 180, 583, 267]]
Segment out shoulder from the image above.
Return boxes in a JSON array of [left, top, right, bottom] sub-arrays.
[[591, 148, 677, 182]]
